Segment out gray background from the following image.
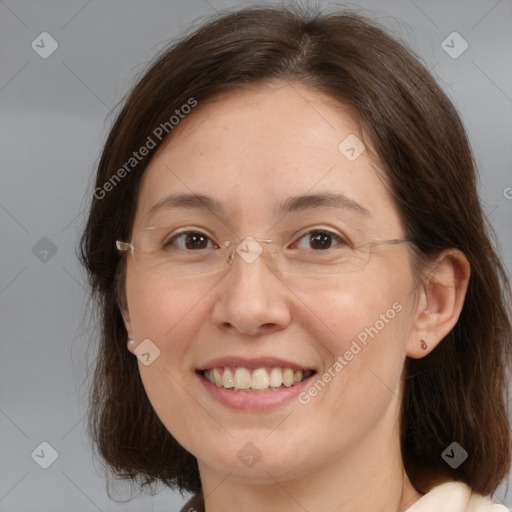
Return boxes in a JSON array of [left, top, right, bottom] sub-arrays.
[[1, 0, 511, 510]]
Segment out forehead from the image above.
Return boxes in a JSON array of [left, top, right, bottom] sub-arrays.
[[133, 82, 402, 234]]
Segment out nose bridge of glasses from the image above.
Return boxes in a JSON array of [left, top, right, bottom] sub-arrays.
[[228, 236, 277, 266]]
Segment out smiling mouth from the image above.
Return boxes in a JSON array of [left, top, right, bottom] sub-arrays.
[[199, 366, 316, 392]]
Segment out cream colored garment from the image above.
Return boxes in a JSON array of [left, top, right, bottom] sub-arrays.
[[180, 481, 510, 511], [404, 482, 509, 512]]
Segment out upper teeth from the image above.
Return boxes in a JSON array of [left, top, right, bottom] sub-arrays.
[[203, 367, 313, 390]]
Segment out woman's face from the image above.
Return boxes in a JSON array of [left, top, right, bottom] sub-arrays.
[[122, 82, 421, 483]]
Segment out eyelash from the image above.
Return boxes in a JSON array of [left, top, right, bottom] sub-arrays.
[[164, 229, 349, 251]]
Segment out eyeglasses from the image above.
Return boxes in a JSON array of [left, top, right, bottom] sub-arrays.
[[116, 226, 414, 279]]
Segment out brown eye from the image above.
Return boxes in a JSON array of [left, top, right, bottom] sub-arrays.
[[294, 230, 347, 251], [166, 231, 214, 250], [310, 232, 333, 250]]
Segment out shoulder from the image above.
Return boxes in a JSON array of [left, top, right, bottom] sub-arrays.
[[405, 481, 510, 512]]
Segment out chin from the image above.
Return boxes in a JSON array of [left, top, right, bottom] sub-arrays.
[[194, 436, 316, 483]]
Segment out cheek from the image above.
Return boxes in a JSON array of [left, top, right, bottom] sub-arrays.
[[291, 266, 411, 360], [291, 264, 413, 418], [126, 270, 207, 345], [125, 272, 217, 449]]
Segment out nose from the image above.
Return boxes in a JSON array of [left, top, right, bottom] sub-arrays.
[[210, 248, 292, 336]]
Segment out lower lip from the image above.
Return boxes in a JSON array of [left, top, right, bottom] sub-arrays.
[[197, 372, 315, 411]]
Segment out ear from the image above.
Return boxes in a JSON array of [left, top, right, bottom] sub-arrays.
[[116, 276, 135, 352], [120, 305, 132, 334], [118, 300, 135, 347], [120, 306, 138, 354], [407, 249, 470, 358]]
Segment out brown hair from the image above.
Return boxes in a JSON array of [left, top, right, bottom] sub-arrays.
[[78, 5, 512, 497]]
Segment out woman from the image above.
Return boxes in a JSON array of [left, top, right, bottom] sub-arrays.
[[79, 6, 512, 511]]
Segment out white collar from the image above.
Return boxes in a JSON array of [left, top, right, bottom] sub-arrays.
[[405, 481, 509, 512]]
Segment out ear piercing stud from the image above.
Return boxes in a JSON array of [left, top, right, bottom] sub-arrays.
[[127, 338, 136, 349]]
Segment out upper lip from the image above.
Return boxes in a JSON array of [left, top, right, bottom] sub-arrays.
[[197, 356, 317, 372]]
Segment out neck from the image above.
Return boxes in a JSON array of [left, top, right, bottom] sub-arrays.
[[198, 408, 423, 512]]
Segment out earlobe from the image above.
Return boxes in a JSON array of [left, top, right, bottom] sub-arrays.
[[407, 249, 470, 359]]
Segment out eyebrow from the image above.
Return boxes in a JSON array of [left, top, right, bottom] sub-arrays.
[[146, 191, 370, 219], [278, 192, 370, 216]]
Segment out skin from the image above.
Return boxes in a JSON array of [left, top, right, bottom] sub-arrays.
[[121, 81, 470, 512]]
